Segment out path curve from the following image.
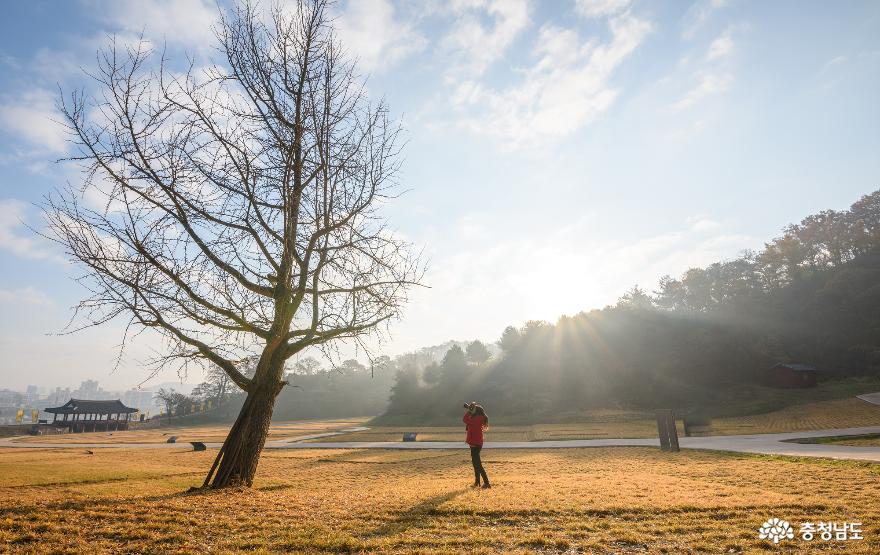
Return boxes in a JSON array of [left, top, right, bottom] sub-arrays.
[[2, 426, 880, 463]]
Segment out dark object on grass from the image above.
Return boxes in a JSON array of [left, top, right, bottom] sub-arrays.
[[166, 436, 178, 443], [402, 432, 417, 442], [683, 415, 712, 437], [191, 442, 206, 451], [84, 450, 93, 455]]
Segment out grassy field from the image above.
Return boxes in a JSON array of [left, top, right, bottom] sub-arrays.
[[789, 433, 880, 447], [828, 435, 880, 447], [12, 395, 879, 448], [11, 419, 367, 445], [1, 446, 879, 553], [311, 397, 880, 443]]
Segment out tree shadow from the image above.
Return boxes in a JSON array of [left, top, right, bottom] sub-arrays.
[[366, 489, 467, 538]]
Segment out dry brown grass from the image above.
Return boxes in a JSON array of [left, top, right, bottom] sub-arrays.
[[12, 419, 367, 445], [314, 420, 665, 443], [820, 435, 880, 447], [1, 445, 879, 553], [710, 398, 880, 435], [312, 399, 880, 443], [18, 397, 880, 449]]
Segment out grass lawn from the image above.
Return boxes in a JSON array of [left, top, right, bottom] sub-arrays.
[[788, 433, 880, 447], [827, 435, 880, 447], [1, 446, 879, 553], [313, 397, 880, 443], [11, 419, 367, 445]]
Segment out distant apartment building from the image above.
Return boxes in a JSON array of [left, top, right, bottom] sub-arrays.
[[122, 389, 157, 414]]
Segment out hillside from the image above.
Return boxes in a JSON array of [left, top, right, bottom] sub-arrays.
[[382, 190, 880, 421]]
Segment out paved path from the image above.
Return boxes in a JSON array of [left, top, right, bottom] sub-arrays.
[[856, 392, 880, 405], [2, 426, 880, 463]]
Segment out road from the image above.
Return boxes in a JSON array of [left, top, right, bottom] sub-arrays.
[[2, 426, 880, 463]]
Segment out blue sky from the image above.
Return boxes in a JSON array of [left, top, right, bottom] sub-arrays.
[[0, 0, 878, 391]]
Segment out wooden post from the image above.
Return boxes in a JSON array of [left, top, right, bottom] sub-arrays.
[[656, 410, 670, 451], [655, 409, 680, 452], [668, 411, 680, 452]]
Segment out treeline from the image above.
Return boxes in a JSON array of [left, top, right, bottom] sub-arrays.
[[272, 341, 486, 420], [159, 341, 476, 423], [382, 190, 880, 421]]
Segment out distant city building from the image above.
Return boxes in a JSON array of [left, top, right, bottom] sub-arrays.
[[122, 388, 156, 414], [0, 389, 26, 424], [74, 380, 104, 399], [24, 385, 39, 405], [51, 387, 72, 405]]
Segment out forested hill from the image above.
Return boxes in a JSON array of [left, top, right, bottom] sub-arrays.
[[382, 189, 880, 421]]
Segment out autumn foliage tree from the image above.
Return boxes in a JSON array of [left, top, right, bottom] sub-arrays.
[[45, 0, 423, 488]]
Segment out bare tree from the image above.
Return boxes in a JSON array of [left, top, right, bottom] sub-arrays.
[[199, 365, 234, 407], [154, 388, 184, 423], [45, 0, 424, 488]]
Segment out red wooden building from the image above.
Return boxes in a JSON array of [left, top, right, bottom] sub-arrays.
[[766, 363, 818, 388], [45, 399, 138, 433]]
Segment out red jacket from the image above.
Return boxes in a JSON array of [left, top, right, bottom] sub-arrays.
[[463, 412, 486, 446]]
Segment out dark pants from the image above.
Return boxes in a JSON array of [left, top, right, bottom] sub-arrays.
[[470, 445, 489, 485]]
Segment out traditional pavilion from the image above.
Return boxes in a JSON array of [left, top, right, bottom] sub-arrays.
[[45, 399, 138, 433]]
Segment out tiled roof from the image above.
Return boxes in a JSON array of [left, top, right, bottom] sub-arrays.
[[45, 399, 137, 414]]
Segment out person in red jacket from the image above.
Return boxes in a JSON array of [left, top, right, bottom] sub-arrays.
[[463, 402, 490, 488]]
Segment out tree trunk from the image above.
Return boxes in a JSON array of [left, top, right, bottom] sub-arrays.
[[203, 382, 279, 488]]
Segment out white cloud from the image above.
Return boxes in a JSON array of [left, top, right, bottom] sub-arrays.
[[0, 199, 62, 262], [448, 11, 651, 145], [671, 71, 732, 111], [681, 0, 729, 40], [404, 214, 756, 342], [0, 88, 68, 155], [441, 0, 532, 81], [575, 0, 631, 19], [689, 217, 722, 232], [0, 287, 53, 307], [87, 0, 218, 55], [336, 0, 427, 73], [706, 28, 734, 61]]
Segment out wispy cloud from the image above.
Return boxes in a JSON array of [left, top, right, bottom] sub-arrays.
[[681, 0, 729, 39], [440, 0, 532, 81], [575, 0, 631, 19], [0, 199, 63, 262], [336, 0, 427, 73], [0, 88, 68, 156], [447, 10, 652, 146], [671, 25, 737, 112], [706, 27, 735, 60], [688, 216, 722, 232], [85, 0, 218, 55], [672, 71, 733, 111], [0, 287, 53, 307]]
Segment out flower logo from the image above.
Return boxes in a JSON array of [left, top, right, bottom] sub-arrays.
[[759, 518, 794, 544]]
